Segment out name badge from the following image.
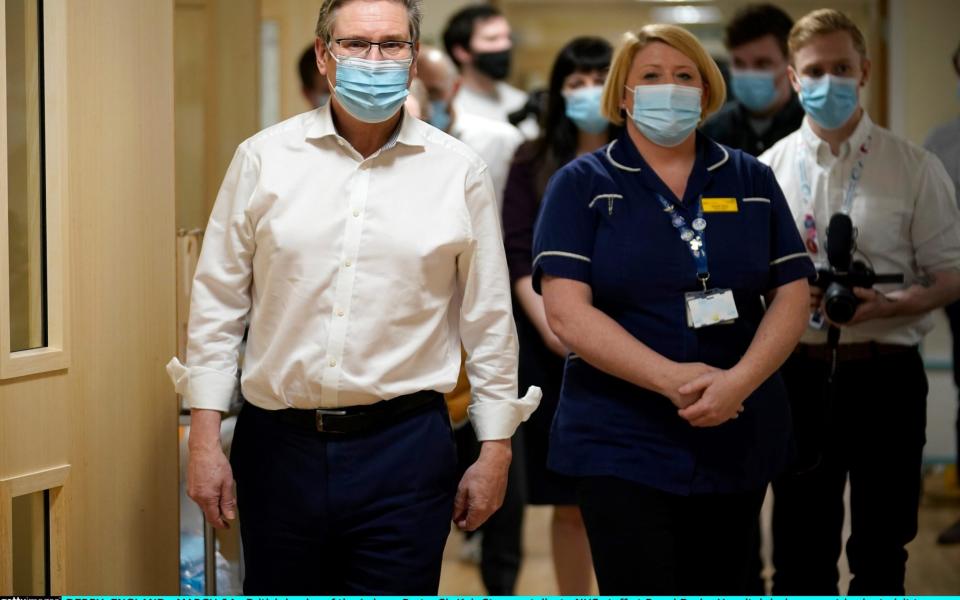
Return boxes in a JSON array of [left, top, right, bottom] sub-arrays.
[[685, 289, 739, 329], [702, 197, 739, 213]]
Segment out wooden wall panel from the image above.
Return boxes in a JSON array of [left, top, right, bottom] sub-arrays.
[[0, 0, 178, 593]]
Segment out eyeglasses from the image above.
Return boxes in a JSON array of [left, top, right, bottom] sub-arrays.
[[332, 38, 414, 59]]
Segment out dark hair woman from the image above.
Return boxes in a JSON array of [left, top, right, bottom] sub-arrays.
[[501, 35, 619, 595]]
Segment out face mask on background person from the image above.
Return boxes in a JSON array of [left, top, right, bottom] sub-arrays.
[[564, 86, 609, 134], [328, 52, 412, 123], [626, 83, 702, 147], [798, 74, 859, 130], [428, 99, 452, 131], [472, 49, 512, 81], [730, 69, 778, 112]]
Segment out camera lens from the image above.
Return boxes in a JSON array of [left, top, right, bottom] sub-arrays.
[[824, 282, 859, 324]]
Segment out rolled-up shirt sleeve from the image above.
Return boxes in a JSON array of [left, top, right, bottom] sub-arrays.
[[459, 165, 541, 441], [761, 163, 817, 288], [911, 153, 960, 273], [531, 163, 597, 293], [166, 145, 260, 412]]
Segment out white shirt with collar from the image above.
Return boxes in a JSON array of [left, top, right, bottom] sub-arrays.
[[760, 112, 960, 346], [454, 80, 540, 140], [449, 111, 524, 213], [167, 103, 541, 440]]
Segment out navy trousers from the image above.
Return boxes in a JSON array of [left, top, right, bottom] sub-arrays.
[[229, 397, 459, 594]]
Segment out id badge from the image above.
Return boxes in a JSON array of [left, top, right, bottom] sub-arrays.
[[685, 288, 739, 329]]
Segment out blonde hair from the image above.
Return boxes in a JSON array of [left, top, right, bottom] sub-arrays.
[[788, 9, 867, 62], [601, 24, 726, 126]]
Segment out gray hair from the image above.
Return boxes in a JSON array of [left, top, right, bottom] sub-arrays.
[[316, 0, 423, 44]]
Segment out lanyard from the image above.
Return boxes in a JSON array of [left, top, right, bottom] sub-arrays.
[[656, 194, 709, 290], [797, 134, 872, 260]]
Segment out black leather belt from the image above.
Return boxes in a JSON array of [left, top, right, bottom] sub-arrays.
[[273, 390, 443, 435], [794, 342, 916, 362]]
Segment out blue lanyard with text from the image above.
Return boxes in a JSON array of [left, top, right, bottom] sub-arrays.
[[656, 194, 709, 291]]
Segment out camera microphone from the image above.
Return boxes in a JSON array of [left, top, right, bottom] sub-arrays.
[[826, 213, 854, 271]]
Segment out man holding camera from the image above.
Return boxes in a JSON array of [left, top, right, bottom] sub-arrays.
[[760, 10, 960, 594]]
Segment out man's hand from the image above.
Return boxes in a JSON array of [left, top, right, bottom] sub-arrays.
[[677, 369, 751, 427], [842, 287, 897, 325], [656, 362, 721, 409], [810, 286, 825, 313], [452, 439, 511, 531], [188, 409, 236, 530]]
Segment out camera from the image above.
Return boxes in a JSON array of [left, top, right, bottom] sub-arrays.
[[813, 213, 903, 324]]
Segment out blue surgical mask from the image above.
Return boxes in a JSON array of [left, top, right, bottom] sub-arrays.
[[564, 86, 609, 134], [627, 84, 702, 147], [428, 99, 452, 131], [799, 74, 859, 130], [731, 69, 778, 112], [328, 52, 412, 123]]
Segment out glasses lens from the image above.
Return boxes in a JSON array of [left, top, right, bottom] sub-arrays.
[[380, 42, 411, 58], [340, 39, 370, 56]]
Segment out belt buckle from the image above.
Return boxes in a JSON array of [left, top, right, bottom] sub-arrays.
[[315, 408, 347, 432]]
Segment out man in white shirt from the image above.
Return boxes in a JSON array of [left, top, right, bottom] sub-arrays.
[[760, 10, 960, 594], [417, 46, 524, 211], [167, 0, 539, 594], [924, 41, 960, 547], [442, 4, 539, 140]]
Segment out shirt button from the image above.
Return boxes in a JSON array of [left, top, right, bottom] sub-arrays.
[[353, 209, 360, 217], [337, 309, 345, 317], [345, 260, 352, 267], [329, 358, 337, 367]]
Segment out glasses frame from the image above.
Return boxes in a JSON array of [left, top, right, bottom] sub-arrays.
[[332, 38, 414, 59]]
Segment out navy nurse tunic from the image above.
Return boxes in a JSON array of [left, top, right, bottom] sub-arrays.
[[532, 131, 815, 496]]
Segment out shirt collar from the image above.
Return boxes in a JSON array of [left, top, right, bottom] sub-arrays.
[[800, 110, 874, 164], [304, 101, 426, 150], [605, 130, 729, 174]]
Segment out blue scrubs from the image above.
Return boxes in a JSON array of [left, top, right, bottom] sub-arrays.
[[532, 131, 815, 495]]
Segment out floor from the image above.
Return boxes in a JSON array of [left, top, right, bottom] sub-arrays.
[[438, 467, 960, 595]]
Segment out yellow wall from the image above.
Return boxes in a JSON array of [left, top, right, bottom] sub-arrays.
[[1, 0, 178, 592], [889, 0, 960, 144]]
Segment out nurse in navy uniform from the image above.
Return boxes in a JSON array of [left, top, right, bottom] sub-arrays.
[[532, 24, 814, 594]]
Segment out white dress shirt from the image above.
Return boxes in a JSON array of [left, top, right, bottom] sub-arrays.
[[167, 103, 540, 440], [454, 80, 539, 140], [450, 111, 524, 213], [760, 113, 960, 346]]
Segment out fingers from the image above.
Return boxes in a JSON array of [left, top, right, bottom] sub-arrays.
[[220, 476, 237, 522], [852, 286, 874, 301], [678, 372, 715, 396], [452, 481, 469, 527]]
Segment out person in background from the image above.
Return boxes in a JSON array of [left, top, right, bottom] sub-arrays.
[[923, 39, 960, 547], [534, 24, 813, 594], [405, 77, 429, 120], [442, 4, 538, 139], [415, 45, 526, 595], [169, 0, 541, 593], [502, 36, 619, 595], [299, 44, 330, 108], [418, 46, 524, 209], [701, 4, 804, 156], [760, 10, 960, 594]]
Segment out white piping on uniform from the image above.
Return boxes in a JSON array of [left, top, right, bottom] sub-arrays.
[[707, 144, 730, 171], [588, 193, 624, 208], [533, 251, 593, 266], [605, 140, 642, 172], [743, 197, 771, 204], [770, 252, 810, 266]]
